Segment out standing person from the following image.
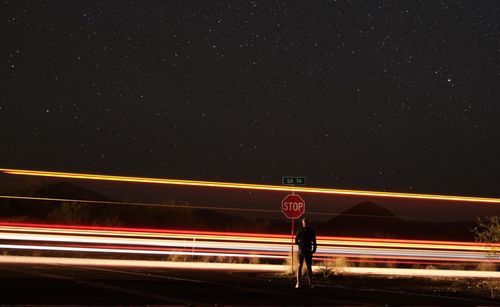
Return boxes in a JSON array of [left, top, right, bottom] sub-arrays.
[[295, 217, 317, 288]]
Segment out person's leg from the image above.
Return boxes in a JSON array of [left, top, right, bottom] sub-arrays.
[[296, 254, 304, 288], [305, 254, 313, 286]]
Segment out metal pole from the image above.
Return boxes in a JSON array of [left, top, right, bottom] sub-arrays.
[[291, 218, 294, 273], [192, 236, 196, 260], [291, 184, 295, 273]]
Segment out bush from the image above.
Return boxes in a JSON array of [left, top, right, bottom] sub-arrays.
[[47, 202, 90, 224], [282, 252, 298, 275], [167, 254, 192, 262], [477, 262, 497, 271], [472, 216, 499, 258], [318, 257, 349, 278]]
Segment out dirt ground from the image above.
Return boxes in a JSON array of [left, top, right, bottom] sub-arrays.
[[272, 271, 500, 302]]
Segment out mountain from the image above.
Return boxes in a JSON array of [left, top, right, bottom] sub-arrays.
[[318, 202, 406, 237], [340, 201, 397, 218], [316, 201, 475, 241], [33, 182, 111, 201]]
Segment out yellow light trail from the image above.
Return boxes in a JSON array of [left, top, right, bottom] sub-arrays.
[[2, 168, 500, 203], [0, 256, 285, 272]]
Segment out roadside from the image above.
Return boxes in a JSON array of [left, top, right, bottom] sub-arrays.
[[1, 263, 498, 305], [264, 271, 500, 304]]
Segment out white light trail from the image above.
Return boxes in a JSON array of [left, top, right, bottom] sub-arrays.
[[1, 256, 499, 278], [0, 223, 497, 265]]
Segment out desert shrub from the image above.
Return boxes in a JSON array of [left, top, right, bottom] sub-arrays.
[[411, 264, 425, 269], [47, 202, 90, 224], [198, 256, 211, 262], [472, 216, 499, 258], [165, 254, 261, 264], [167, 254, 191, 262], [99, 215, 123, 227], [451, 263, 467, 270], [477, 262, 497, 271], [282, 251, 299, 275], [249, 256, 261, 264], [384, 261, 397, 268], [318, 257, 348, 278], [215, 256, 245, 263]]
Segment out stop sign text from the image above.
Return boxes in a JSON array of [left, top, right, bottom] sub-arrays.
[[281, 194, 305, 219]]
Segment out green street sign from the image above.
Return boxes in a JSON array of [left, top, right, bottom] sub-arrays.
[[282, 176, 306, 185]]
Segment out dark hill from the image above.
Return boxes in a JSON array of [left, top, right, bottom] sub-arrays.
[[341, 201, 397, 218], [33, 182, 111, 201], [316, 202, 474, 241], [317, 202, 405, 238]]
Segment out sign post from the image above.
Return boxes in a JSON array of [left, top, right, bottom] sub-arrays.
[[281, 193, 305, 273], [291, 217, 294, 272]]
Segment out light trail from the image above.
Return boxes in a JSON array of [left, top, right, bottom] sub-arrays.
[[0, 223, 497, 265], [0, 222, 492, 252], [0, 256, 284, 272], [0, 222, 492, 250], [2, 168, 500, 203], [0, 232, 289, 253], [0, 244, 284, 259], [0, 232, 487, 261], [1, 256, 499, 278]]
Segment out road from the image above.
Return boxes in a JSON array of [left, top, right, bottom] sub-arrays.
[[0, 263, 497, 305]]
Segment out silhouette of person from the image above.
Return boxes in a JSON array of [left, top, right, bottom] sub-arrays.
[[295, 217, 317, 288]]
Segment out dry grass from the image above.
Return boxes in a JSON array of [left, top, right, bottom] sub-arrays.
[[167, 254, 192, 262], [281, 252, 298, 276], [165, 254, 261, 264], [318, 257, 349, 278], [249, 255, 261, 264], [477, 262, 497, 271]]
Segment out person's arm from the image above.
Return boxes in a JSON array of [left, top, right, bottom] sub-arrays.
[[295, 228, 303, 246], [312, 231, 317, 253]]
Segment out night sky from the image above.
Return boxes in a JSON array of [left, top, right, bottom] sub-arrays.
[[2, 1, 499, 198]]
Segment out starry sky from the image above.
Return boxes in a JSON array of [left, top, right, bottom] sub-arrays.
[[2, 1, 499, 198]]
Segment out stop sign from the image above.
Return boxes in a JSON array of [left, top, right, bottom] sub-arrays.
[[281, 194, 305, 219]]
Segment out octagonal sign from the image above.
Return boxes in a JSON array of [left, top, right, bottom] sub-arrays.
[[281, 194, 305, 219]]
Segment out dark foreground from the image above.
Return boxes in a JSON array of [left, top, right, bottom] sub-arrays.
[[0, 263, 497, 306]]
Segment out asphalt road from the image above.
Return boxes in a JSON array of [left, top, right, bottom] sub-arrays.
[[0, 263, 497, 306]]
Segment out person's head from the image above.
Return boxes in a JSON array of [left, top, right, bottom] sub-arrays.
[[301, 217, 308, 227]]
